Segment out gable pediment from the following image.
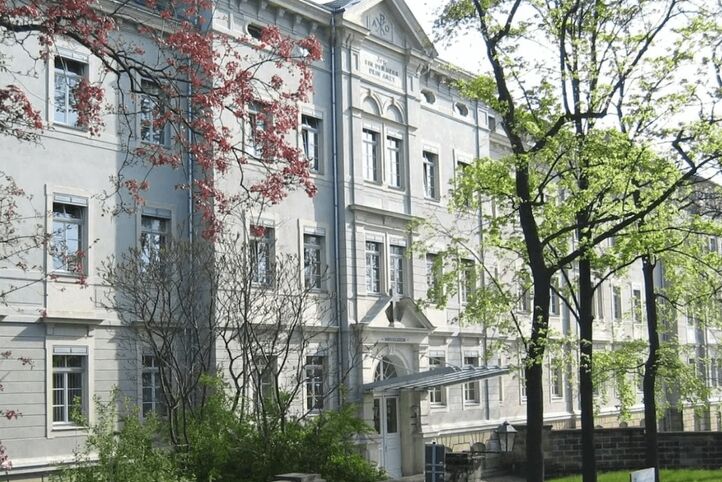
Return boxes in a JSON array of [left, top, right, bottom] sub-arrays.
[[340, 0, 437, 57]]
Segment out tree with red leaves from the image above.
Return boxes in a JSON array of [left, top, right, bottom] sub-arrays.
[[0, 0, 322, 239], [0, 0, 322, 470]]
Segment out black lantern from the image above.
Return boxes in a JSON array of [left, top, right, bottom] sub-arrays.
[[495, 421, 517, 453]]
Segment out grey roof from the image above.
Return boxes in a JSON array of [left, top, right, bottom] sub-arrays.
[[323, 0, 364, 11], [363, 366, 508, 393]]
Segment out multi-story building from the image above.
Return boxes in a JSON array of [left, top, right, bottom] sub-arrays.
[[1, 0, 721, 480]]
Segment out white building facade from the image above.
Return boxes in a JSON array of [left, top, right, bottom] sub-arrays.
[[1, 0, 721, 480]]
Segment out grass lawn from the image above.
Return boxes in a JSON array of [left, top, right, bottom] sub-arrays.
[[548, 469, 722, 482]]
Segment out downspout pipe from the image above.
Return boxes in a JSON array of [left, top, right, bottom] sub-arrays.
[[330, 9, 345, 408]]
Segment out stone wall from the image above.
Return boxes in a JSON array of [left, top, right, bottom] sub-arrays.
[[511, 427, 722, 477]]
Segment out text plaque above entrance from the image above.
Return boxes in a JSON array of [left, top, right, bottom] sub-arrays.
[[360, 51, 402, 88]]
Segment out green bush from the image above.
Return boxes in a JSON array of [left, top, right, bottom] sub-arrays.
[[56, 384, 385, 482], [52, 397, 185, 482]]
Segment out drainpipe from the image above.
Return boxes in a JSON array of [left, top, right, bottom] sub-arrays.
[[475, 101, 491, 421], [330, 10, 346, 408]]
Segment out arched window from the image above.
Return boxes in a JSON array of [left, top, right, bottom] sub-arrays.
[[363, 96, 381, 116], [374, 357, 398, 381], [386, 105, 403, 123]]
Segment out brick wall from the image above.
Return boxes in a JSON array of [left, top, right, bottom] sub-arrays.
[[510, 426, 722, 477]]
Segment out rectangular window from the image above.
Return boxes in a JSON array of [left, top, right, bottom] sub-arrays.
[[304, 234, 324, 290], [250, 225, 274, 286], [520, 368, 527, 401], [488, 116, 496, 132], [550, 361, 564, 399], [256, 356, 277, 404], [426, 254, 439, 296], [389, 245, 405, 296], [497, 357, 504, 402], [460, 260, 475, 304], [518, 284, 533, 313], [709, 237, 719, 253], [363, 129, 379, 182], [366, 241, 381, 294], [463, 356, 480, 404], [52, 198, 87, 273], [305, 355, 325, 411], [632, 288, 643, 323], [423, 151, 438, 199], [710, 359, 717, 388], [302, 115, 321, 172], [142, 354, 166, 417], [387, 136, 402, 188], [612, 286, 623, 320], [592, 288, 604, 320], [140, 79, 167, 145], [54, 57, 86, 127], [140, 213, 170, 264], [247, 109, 265, 159], [550, 278, 560, 316], [52, 347, 87, 425], [428, 356, 445, 405]]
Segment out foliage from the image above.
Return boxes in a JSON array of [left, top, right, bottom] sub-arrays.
[[180, 381, 385, 482], [51, 396, 186, 482], [549, 469, 722, 482]]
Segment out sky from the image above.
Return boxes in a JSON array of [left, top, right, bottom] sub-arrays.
[[405, 1, 484, 73]]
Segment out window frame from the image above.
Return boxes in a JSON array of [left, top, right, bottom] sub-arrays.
[[386, 135, 403, 189], [428, 354, 446, 406], [422, 150, 438, 200], [612, 285, 623, 321], [550, 360, 564, 400], [53, 55, 88, 129], [48, 345, 91, 433], [141, 353, 166, 417], [305, 355, 325, 412], [140, 209, 171, 265], [463, 355, 481, 405], [388, 244, 405, 296], [138, 78, 170, 146], [362, 129, 380, 183], [51, 195, 88, 275], [365, 240, 382, 295], [250, 224, 275, 286], [303, 233, 324, 291], [301, 114, 321, 173]]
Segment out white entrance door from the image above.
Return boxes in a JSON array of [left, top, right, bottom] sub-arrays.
[[374, 396, 402, 478]]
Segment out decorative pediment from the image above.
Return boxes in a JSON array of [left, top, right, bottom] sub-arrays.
[[339, 0, 438, 57]]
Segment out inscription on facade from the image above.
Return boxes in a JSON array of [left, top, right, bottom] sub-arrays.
[[360, 51, 402, 88]]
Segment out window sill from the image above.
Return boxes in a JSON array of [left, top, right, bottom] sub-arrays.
[[49, 271, 88, 282]]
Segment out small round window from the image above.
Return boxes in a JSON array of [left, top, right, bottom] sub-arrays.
[[455, 102, 469, 117], [421, 89, 436, 105]]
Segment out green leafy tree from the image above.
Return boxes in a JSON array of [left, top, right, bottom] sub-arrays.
[[432, 2, 722, 481]]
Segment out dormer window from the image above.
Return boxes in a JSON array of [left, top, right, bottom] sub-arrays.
[[421, 89, 436, 105], [455, 102, 469, 117]]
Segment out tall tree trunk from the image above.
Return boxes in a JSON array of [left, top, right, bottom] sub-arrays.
[[642, 255, 660, 482], [578, 256, 597, 482], [526, 279, 551, 482]]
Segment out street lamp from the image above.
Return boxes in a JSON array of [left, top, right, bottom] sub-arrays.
[[495, 421, 517, 453]]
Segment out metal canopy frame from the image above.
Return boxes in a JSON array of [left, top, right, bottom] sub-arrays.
[[362, 366, 508, 394]]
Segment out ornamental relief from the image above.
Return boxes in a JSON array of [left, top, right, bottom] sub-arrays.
[[366, 9, 395, 43]]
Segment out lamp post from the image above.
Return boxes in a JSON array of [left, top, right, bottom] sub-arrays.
[[496, 421, 517, 453]]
